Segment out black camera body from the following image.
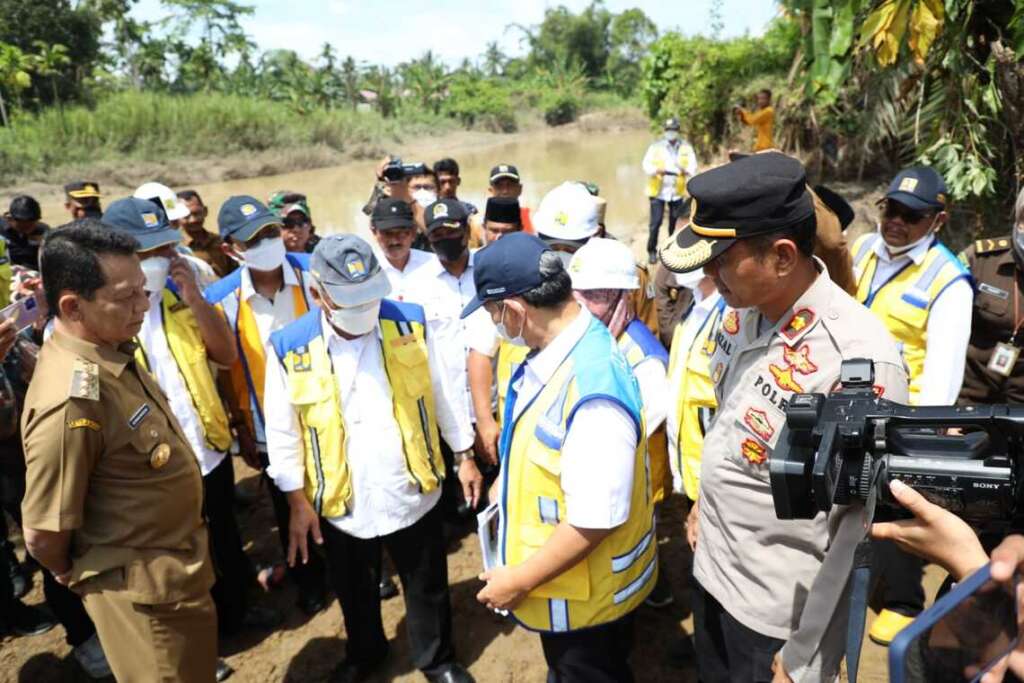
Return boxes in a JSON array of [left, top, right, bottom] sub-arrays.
[[770, 359, 1024, 530]]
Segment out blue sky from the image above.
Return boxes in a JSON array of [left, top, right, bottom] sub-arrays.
[[131, 0, 781, 67]]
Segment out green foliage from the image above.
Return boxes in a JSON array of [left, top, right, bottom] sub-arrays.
[[442, 75, 517, 132]]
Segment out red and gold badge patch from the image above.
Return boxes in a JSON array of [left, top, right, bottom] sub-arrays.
[[769, 363, 805, 393], [741, 438, 767, 465], [723, 310, 740, 335], [781, 308, 816, 344], [743, 408, 775, 442], [782, 344, 818, 375], [873, 385, 885, 398]]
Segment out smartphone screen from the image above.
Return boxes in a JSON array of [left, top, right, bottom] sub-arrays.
[[0, 293, 42, 332], [892, 564, 1020, 682]]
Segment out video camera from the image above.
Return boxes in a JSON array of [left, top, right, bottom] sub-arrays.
[[770, 359, 1024, 530], [381, 157, 428, 182]]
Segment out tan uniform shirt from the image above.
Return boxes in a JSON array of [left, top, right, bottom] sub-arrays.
[[632, 262, 660, 339], [693, 261, 908, 681], [184, 230, 237, 279], [20, 329, 212, 604]]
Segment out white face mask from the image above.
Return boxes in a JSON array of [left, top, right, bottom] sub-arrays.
[[877, 219, 936, 256], [672, 267, 705, 289], [665, 130, 680, 142], [328, 298, 381, 337], [140, 256, 170, 294], [496, 303, 526, 346], [412, 189, 437, 208], [240, 236, 286, 272]]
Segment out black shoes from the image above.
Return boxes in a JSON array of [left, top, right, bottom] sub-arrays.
[[427, 663, 476, 683], [328, 659, 381, 683], [241, 604, 284, 631], [4, 600, 57, 637], [3, 541, 30, 599], [297, 590, 327, 616], [216, 658, 234, 681], [379, 576, 399, 600]]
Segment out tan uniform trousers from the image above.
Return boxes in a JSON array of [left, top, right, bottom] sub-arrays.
[[81, 588, 217, 682]]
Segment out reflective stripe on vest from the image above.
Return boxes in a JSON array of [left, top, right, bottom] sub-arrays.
[[136, 288, 232, 452], [500, 317, 657, 632], [271, 304, 444, 519], [852, 233, 970, 403]]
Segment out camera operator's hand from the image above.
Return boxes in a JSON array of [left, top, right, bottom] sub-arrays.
[[685, 498, 699, 551], [984, 536, 1024, 682], [0, 318, 16, 360], [870, 479, 988, 581], [770, 653, 793, 683]]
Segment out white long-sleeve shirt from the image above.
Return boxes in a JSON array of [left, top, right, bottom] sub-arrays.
[[868, 236, 973, 405], [377, 248, 435, 302], [264, 311, 471, 538], [641, 138, 699, 202]]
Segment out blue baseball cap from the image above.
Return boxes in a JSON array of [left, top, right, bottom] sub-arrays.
[[885, 166, 947, 212], [217, 195, 282, 242], [460, 232, 551, 319], [102, 197, 179, 252]]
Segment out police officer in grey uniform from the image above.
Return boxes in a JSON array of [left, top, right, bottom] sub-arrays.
[[661, 153, 909, 682]]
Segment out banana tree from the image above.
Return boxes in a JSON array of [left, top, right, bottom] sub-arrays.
[[0, 43, 33, 129]]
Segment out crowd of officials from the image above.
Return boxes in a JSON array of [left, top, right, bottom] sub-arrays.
[[0, 125, 1023, 683]]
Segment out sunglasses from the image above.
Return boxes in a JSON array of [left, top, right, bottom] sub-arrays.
[[282, 217, 310, 229], [881, 199, 932, 224]]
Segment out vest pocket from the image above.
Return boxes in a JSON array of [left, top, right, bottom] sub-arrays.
[[288, 373, 333, 405], [518, 523, 591, 601], [388, 340, 431, 397]]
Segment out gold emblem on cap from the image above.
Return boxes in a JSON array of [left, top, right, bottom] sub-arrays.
[[432, 203, 449, 219], [346, 259, 366, 275], [898, 177, 918, 192], [662, 237, 716, 272], [150, 443, 171, 469], [142, 212, 159, 227], [240, 203, 257, 217]]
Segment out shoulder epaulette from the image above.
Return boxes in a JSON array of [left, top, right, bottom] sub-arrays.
[[975, 238, 1011, 255]]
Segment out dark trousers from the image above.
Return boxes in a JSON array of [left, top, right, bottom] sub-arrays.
[[692, 579, 785, 683], [1, 453, 95, 647], [320, 501, 455, 676], [204, 456, 254, 634], [647, 198, 686, 256], [539, 612, 636, 683], [871, 539, 925, 616], [260, 452, 327, 601]]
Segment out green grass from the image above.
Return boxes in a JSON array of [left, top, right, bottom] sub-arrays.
[[0, 91, 454, 184]]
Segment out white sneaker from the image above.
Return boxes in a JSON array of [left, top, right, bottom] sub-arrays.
[[73, 633, 113, 679]]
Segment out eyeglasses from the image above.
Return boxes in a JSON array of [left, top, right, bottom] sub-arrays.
[[881, 199, 931, 225]]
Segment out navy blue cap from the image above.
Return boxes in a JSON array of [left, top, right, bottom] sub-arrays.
[[424, 198, 469, 232], [102, 197, 179, 251], [460, 233, 550, 319], [885, 166, 947, 212], [217, 195, 282, 242]]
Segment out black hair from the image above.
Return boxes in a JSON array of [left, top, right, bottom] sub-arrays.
[[521, 251, 573, 308], [410, 166, 437, 181], [41, 219, 140, 315], [759, 88, 773, 100], [433, 158, 460, 177], [9, 195, 41, 221], [747, 214, 817, 259], [177, 189, 204, 205]]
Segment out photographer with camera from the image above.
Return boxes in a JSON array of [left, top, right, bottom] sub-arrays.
[[661, 152, 908, 682]]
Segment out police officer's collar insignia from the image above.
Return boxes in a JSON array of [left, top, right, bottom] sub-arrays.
[[128, 403, 151, 430], [722, 309, 740, 335], [975, 238, 1011, 254], [782, 344, 818, 375], [740, 437, 767, 465], [69, 359, 99, 401], [779, 308, 817, 346]]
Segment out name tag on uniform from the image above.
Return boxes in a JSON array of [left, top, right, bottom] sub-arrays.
[[979, 282, 1009, 300], [128, 403, 151, 430], [988, 342, 1019, 377]]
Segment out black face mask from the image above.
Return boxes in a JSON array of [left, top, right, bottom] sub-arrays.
[[433, 236, 466, 262]]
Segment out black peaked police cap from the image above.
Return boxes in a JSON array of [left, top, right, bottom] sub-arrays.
[[661, 152, 814, 273]]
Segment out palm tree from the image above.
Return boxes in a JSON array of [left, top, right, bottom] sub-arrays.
[[482, 41, 506, 77], [0, 43, 33, 128], [31, 42, 71, 116]]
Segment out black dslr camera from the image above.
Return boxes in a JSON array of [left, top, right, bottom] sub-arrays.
[[770, 359, 1024, 529]]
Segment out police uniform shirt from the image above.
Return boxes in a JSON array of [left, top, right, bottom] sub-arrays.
[[864, 234, 972, 405], [693, 260, 908, 681], [138, 291, 226, 476], [264, 310, 470, 538], [20, 328, 212, 602], [377, 247, 435, 302], [505, 308, 638, 528], [958, 238, 1024, 403]]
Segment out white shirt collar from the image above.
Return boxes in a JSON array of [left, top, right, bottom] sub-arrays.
[[240, 258, 300, 301], [524, 306, 592, 385], [872, 232, 934, 266]]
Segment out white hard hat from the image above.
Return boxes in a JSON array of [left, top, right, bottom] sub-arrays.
[[568, 237, 639, 291], [534, 182, 600, 241], [134, 182, 189, 221]]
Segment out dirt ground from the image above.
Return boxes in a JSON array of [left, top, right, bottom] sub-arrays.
[[0, 457, 944, 682]]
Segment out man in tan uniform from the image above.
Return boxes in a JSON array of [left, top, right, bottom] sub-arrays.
[[662, 153, 908, 682], [20, 220, 216, 682]]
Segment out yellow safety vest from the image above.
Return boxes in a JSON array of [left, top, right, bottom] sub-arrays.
[[500, 317, 656, 632], [851, 233, 971, 404], [0, 237, 10, 309], [617, 319, 671, 504], [667, 299, 724, 501], [495, 340, 530, 429], [135, 287, 232, 452], [645, 141, 692, 198], [269, 301, 445, 519]]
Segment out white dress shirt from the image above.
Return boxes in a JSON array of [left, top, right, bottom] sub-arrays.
[[139, 291, 226, 476], [407, 252, 488, 437], [868, 236, 973, 405], [506, 308, 638, 529], [265, 311, 471, 537], [239, 261, 316, 351], [377, 248, 435, 302]]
